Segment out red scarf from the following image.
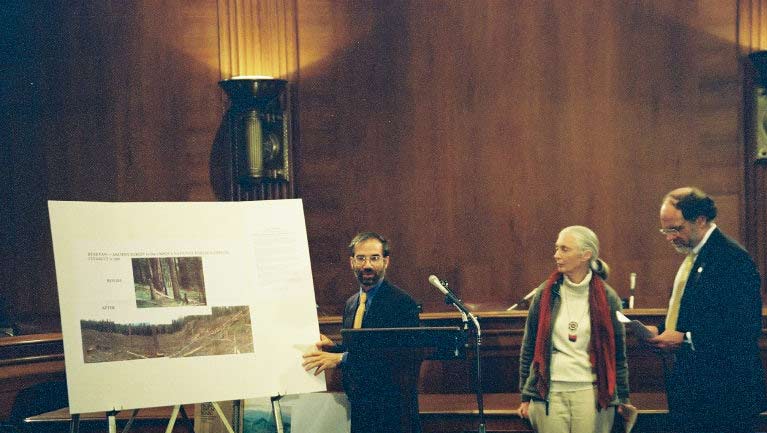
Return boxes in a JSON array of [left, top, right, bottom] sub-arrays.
[[531, 271, 617, 409]]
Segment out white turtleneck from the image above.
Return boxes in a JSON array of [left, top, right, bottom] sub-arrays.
[[550, 270, 596, 391]]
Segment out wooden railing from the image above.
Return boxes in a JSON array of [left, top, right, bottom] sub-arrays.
[[320, 308, 671, 395], [5, 310, 767, 432], [0, 333, 65, 419]]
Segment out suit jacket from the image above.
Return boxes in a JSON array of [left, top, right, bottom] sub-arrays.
[[663, 228, 766, 429], [336, 280, 421, 433], [338, 279, 421, 400]]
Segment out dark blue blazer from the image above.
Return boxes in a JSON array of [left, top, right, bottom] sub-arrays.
[[338, 280, 420, 397], [664, 228, 766, 429], [341, 280, 421, 331], [337, 280, 421, 433]]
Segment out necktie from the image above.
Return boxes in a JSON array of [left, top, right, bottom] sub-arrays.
[[665, 253, 696, 331], [353, 291, 367, 329]]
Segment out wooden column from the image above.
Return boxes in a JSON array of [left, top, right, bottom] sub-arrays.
[[739, 0, 767, 295]]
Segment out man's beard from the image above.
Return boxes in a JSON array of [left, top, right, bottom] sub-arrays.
[[672, 227, 701, 254], [356, 268, 384, 287], [672, 243, 693, 254]]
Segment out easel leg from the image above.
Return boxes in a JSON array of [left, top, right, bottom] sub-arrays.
[[179, 405, 196, 433], [271, 396, 284, 433], [121, 409, 140, 433], [107, 410, 119, 433], [230, 400, 240, 433], [69, 413, 80, 433], [165, 405, 181, 433], [210, 402, 236, 433]]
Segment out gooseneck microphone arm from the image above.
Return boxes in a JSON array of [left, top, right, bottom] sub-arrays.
[[427, 275, 486, 433], [506, 288, 537, 311], [428, 275, 471, 313], [428, 275, 480, 331]]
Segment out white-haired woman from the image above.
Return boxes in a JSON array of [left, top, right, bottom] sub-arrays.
[[518, 226, 633, 433]]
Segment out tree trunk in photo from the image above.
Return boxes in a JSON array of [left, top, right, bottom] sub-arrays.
[[149, 258, 164, 300], [198, 283, 206, 304], [161, 260, 171, 296], [141, 260, 151, 284], [179, 257, 206, 304], [167, 258, 182, 301], [151, 327, 161, 356]]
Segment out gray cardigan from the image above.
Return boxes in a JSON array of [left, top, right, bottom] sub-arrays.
[[518, 276, 630, 405]]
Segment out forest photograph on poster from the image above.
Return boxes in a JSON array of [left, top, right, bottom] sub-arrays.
[[80, 305, 254, 363], [80, 254, 251, 364], [132, 257, 207, 307]]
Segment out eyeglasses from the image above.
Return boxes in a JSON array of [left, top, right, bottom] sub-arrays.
[[353, 255, 384, 265], [659, 225, 685, 236]]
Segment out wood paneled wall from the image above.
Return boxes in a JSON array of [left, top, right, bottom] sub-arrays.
[[1, 1, 763, 327], [296, 0, 754, 314], [2, 1, 225, 324]]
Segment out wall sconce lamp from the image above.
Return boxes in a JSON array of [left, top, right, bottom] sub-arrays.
[[220, 76, 291, 184]]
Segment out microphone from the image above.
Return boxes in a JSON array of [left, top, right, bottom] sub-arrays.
[[428, 275, 471, 314], [507, 288, 537, 310], [628, 272, 636, 309]]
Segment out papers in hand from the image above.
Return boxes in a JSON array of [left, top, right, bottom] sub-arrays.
[[619, 403, 638, 433], [615, 311, 654, 340]]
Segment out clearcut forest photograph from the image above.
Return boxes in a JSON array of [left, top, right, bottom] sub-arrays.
[[80, 305, 254, 363]]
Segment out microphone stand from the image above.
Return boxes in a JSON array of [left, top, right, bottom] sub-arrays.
[[458, 309, 469, 331], [506, 298, 528, 311], [506, 288, 536, 311], [442, 291, 486, 433]]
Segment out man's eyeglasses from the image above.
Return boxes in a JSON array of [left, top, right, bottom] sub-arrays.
[[353, 255, 383, 265], [659, 225, 685, 236]]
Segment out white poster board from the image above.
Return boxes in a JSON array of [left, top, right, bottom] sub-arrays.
[[48, 199, 326, 414]]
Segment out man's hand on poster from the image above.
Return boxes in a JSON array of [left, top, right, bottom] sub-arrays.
[[302, 334, 343, 375]]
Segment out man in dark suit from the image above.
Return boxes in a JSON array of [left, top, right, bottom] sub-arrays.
[[303, 231, 421, 433], [648, 187, 766, 433]]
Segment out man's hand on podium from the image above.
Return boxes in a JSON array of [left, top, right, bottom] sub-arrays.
[[302, 334, 343, 376]]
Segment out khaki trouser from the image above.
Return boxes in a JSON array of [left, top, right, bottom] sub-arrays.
[[528, 386, 614, 433]]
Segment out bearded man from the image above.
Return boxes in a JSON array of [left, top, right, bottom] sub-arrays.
[[303, 231, 421, 433], [648, 187, 766, 433]]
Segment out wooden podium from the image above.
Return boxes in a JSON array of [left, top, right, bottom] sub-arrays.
[[341, 327, 466, 433]]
